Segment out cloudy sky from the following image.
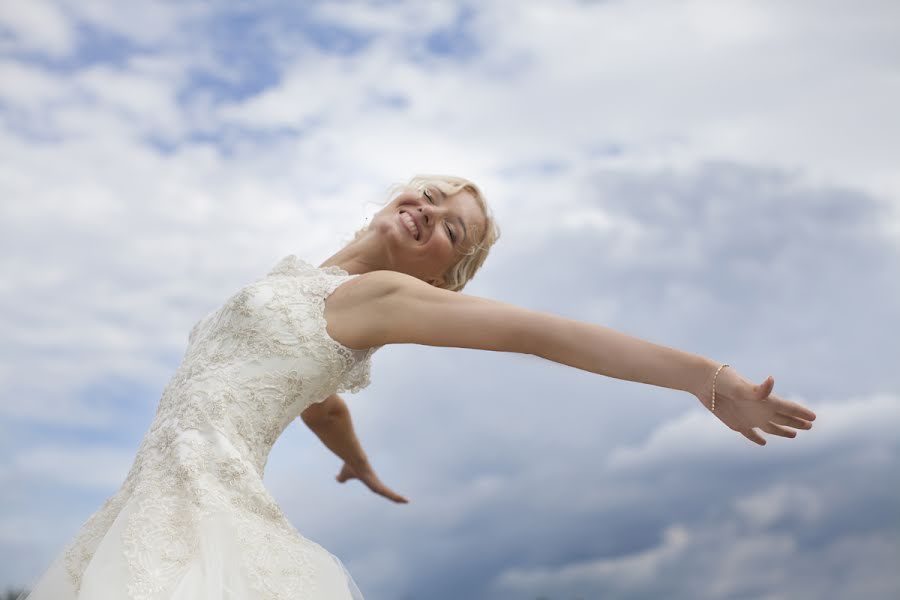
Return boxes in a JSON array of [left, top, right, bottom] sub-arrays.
[[1, 0, 899, 598]]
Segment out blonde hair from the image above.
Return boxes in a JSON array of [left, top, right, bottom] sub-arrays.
[[353, 174, 501, 292]]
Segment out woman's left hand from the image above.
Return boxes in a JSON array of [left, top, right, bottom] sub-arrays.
[[695, 365, 817, 445], [336, 462, 410, 504]]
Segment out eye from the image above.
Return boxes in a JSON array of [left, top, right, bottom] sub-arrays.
[[423, 187, 454, 242]]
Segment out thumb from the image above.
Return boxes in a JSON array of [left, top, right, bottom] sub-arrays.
[[756, 375, 774, 400], [336, 463, 356, 483]]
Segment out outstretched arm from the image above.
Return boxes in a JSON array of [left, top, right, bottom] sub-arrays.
[[326, 270, 817, 445], [301, 394, 408, 503]]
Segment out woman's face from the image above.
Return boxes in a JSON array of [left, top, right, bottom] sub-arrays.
[[369, 185, 486, 286]]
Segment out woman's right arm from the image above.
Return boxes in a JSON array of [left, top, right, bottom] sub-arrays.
[[332, 270, 712, 396], [327, 270, 816, 445]]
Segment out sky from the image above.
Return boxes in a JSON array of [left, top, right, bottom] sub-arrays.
[[1, 0, 899, 598]]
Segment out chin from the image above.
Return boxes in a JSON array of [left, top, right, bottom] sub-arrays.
[[375, 214, 416, 245], [371, 218, 403, 241]]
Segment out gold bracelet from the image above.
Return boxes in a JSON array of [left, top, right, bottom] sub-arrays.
[[711, 363, 729, 412]]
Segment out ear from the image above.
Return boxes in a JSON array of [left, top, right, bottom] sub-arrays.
[[426, 276, 446, 287]]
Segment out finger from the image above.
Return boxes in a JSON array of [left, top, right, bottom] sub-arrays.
[[362, 476, 392, 497], [374, 482, 409, 503], [386, 491, 410, 504], [769, 395, 817, 422], [771, 413, 812, 430], [762, 421, 797, 439], [742, 428, 766, 446]]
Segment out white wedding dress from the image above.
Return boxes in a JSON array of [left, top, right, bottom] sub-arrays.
[[20, 255, 378, 600]]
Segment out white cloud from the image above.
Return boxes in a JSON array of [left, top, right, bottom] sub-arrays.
[[0, 0, 75, 57], [495, 523, 691, 589], [734, 483, 826, 528], [12, 444, 134, 489], [606, 393, 900, 472], [69, 63, 185, 137], [311, 1, 458, 34], [0, 60, 67, 106], [57, 0, 204, 47], [604, 403, 745, 472], [492, 505, 900, 600]]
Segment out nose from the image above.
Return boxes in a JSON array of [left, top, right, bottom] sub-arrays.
[[417, 204, 433, 227]]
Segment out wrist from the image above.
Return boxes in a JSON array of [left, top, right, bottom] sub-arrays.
[[689, 357, 720, 404], [348, 454, 371, 473]]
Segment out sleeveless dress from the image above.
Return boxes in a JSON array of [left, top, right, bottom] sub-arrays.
[[19, 255, 378, 600]]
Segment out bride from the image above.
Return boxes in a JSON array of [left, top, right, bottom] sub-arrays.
[[19, 174, 817, 599]]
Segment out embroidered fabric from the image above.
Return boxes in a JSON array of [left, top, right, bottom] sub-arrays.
[[19, 255, 376, 600]]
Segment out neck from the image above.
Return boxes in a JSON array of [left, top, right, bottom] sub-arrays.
[[319, 235, 385, 276]]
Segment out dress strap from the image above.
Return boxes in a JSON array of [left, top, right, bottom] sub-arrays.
[[268, 255, 379, 395], [267, 254, 350, 279]]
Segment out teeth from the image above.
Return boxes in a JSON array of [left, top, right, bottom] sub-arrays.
[[400, 211, 419, 239]]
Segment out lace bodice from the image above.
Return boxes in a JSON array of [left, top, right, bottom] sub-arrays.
[[60, 255, 378, 600], [166, 254, 377, 473]]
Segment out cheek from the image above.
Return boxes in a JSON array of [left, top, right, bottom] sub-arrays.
[[434, 239, 459, 267], [429, 232, 454, 252]]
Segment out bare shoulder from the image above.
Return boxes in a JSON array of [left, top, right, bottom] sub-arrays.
[[323, 269, 430, 350], [326, 267, 547, 353]]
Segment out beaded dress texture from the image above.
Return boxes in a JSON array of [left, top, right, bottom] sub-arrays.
[[20, 255, 377, 600]]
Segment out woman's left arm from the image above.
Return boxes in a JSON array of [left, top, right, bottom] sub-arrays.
[[301, 394, 408, 503]]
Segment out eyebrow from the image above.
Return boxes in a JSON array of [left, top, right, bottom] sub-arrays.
[[435, 187, 468, 243]]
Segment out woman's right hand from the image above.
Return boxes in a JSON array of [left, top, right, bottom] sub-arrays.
[[695, 365, 817, 445]]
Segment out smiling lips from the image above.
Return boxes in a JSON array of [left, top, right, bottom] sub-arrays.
[[400, 210, 420, 240]]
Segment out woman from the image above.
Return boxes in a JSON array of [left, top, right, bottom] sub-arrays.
[[19, 174, 816, 599]]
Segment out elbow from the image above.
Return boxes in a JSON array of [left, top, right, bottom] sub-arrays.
[[301, 394, 349, 428], [513, 310, 570, 359], [300, 409, 325, 428]]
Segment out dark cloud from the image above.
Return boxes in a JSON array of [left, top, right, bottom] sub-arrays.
[[281, 161, 900, 600]]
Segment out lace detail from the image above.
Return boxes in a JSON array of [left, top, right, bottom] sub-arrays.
[[266, 255, 380, 397], [337, 348, 375, 394], [58, 255, 377, 599]]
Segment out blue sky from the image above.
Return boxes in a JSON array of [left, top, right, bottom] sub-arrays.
[[1, 1, 899, 599]]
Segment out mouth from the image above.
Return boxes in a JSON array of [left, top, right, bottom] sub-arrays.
[[399, 210, 422, 241]]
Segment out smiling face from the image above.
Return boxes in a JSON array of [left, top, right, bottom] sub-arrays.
[[368, 184, 488, 286]]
